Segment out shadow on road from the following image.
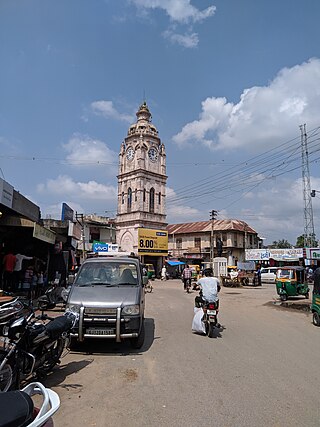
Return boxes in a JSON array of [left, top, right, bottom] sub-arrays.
[[43, 358, 93, 389], [69, 317, 155, 356]]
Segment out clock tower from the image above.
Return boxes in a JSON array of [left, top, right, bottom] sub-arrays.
[[116, 102, 167, 257]]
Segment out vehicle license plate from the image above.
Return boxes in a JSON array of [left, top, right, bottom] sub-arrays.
[[87, 328, 114, 335], [207, 310, 216, 315]]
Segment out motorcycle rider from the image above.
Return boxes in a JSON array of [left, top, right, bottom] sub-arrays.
[[195, 269, 221, 326]]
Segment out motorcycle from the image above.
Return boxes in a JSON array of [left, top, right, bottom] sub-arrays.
[[0, 298, 76, 391], [201, 300, 219, 338], [0, 381, 60, 427], [37, 285, 69, 311]]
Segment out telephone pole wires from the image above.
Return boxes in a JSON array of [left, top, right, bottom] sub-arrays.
[[300, 124, 315, 247]]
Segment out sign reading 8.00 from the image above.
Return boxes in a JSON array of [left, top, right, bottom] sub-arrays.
[[138, 228, 168, 255]]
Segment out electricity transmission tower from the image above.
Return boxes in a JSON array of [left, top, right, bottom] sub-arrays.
[[300, 124, 315, 247]]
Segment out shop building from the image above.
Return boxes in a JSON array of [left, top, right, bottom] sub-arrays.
[[167, 219, 259, 267]]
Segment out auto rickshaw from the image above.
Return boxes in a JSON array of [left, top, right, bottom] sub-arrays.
[[145, 263, 155, 280], [275, 266, 310, 301], [311, 267, 320, 326]]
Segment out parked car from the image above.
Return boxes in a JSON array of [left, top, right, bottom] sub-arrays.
[[260, 267, 278, 283], [66, 255, 147, 349]]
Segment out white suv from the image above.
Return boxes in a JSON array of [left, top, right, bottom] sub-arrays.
[[260, 267, 278, 283]]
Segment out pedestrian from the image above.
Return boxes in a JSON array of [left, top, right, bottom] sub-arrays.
[[22, 265, 34, 299], [13, 253, 33, 292], [3, 250, 16, 292], [161, 265, 167, 280], [182, 264, 192, 291]]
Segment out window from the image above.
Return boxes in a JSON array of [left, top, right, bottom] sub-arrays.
[[158, 192, 161, 204], [143, 189, 146, 202], [127, 188, 132, 211], [194, 237, 201, 248], [121, 192, 124, 204], [135, 189, 137, 202], [176, 238, 182, 249], [149, 187, 155, 213]]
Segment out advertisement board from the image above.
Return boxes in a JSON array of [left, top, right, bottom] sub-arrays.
[[138, 228, 168, 256], [245, 248, 303, 261], [61, 203, 74, 221], [0, 178, 13, 208], [92, 241, 119, 253], [304, 248, 320, 260]]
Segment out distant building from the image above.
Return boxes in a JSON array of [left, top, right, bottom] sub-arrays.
[[167, 219, 259, 266]]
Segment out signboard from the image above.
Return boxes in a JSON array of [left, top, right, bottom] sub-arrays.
[[92, 241, 119, 253], [304, 248, 320, 260], [68, 222, 82, 240], [61, 203, 74, 221], [138, 228, 168, 256], [0, 178, 13, 208], [245, 248, 303, 261], [33, 223, 56, 244]]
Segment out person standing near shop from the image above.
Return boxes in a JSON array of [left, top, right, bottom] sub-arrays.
[[182, 264, 192, 291], [3, 250, 16, 292], [13, 253, 33, 292]]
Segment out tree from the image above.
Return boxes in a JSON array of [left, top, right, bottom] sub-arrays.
[[269, 239, 292, 249], [296, 234, 318, 248]]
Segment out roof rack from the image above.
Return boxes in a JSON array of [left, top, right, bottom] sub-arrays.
[[86, 251, 137, 258]]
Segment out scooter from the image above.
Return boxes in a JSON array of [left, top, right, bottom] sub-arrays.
[[0, 381, 60, 427]]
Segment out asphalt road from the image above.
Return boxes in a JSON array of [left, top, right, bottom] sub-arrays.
[[46, 280, 320, 427]]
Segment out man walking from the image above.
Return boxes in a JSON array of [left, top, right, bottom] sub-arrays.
[[182, 264, 192, 291]]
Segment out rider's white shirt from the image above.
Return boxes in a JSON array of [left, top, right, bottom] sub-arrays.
[[197, 277, 219, 302]]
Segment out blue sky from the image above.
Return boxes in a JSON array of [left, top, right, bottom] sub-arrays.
[[1, 0, 320, 245]]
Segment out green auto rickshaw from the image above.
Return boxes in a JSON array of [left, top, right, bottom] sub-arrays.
[[311, 267, 320, 326], [275, 266, 310, 301]]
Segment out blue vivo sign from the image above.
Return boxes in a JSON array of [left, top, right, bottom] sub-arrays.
[[92, 242, 109, 252]]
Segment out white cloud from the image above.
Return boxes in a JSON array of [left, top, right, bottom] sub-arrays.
[[163, 30, 199, 48], [37, 175, 117, 201], [166, 186, 202, 221], [173, 58, 320, 151], [131, 0, 216, 24], [63, 134, 117, 171], [91, 100, 134, 123]]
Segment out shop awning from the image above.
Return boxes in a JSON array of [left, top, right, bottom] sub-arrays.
[[166, 261, 185, 266]]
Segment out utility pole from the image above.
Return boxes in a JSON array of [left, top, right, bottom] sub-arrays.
[[76, 212, 86, 262], [210, 210, 218, 266], [300, 124, 315, 247]]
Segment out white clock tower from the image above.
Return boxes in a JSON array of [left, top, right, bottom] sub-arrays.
[[116, 102, 167, 259]]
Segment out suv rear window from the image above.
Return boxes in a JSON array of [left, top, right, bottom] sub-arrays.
[[75, 261, 138, 286]]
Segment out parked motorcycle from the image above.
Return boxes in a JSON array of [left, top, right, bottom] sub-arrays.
[[0, 298, 76, 391], [37, 285, 69, 311], [0, 381, 60, 427]]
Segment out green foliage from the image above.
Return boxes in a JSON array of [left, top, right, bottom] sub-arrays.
[[295, 234, 318, 248], [269, 239, 292, 249]]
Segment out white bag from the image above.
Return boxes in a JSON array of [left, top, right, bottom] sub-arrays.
[[192, 308, 206, 334]]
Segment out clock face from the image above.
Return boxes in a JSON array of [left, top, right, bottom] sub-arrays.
[[126, 147, 135, 161], [148, 147, 158, 162]]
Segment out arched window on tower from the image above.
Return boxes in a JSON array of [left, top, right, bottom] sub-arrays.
[[135, 188, 137, 202], [121, 192, 124, 204], [143, 189, 146, 202], [158, 192, 161, 204], [149, 187, 155, 213], [127, 188, 132, 212]]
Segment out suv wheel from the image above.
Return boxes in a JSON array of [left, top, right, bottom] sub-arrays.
[[131, 321, 145, 349]]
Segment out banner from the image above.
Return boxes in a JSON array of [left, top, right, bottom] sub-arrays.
[[92, 241, 119, 253], [138, 228, 168, 256], [245, 248, 303, 261]]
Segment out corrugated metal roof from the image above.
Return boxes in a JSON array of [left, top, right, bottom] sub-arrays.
[[167, 219, 257, 235]]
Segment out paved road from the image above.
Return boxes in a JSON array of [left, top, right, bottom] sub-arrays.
[[46, 280, 320, 427]]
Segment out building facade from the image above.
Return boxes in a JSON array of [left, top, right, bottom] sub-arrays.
[[116, 102, 167, 271], [167, 219, 260, 266]]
